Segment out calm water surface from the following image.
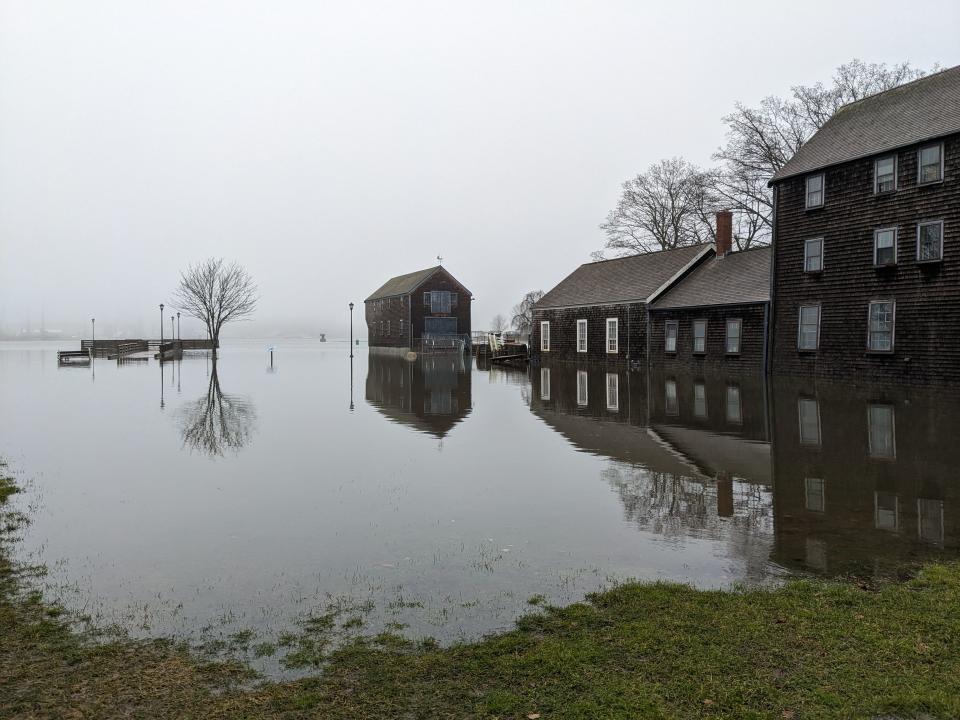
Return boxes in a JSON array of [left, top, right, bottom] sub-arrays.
[[1, 340, 957, 675]]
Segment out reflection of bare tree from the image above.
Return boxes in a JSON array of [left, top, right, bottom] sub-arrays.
[[177, 361, 257, 456], [603, 466, 710, 538]]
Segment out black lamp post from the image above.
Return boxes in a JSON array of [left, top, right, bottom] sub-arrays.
[[91, 317, 95, 358], [170, 316, 175, 345], [159, 303, 164, 358], [177, 312, 180, 341], [349, 302, 354, 359]]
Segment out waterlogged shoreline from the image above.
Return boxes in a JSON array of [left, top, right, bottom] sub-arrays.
[[3, 469, 960, 719]]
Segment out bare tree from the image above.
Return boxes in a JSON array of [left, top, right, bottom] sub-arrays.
[[177, 363, 257, 457], [511, 290, 544, 337], [600, 157, 715, 255], [490, 313, 508, 334], [172, 258, 257, 356]]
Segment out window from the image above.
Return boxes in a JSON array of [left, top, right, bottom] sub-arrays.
[[692, 320, 706, 354], [540, 321, 550, 352], [664, 321, 678, 353], [423, 292, 430, 308], [576, 370, 588, 406], [874, 155, 896, 193], [918, 498, 945, 544], [725, 319, 742, 354], [917, 220, 944, 262], [868, 405, 896, 459], [874, 492, 899, 532], [874, 228, 897, 266], [606, 373, 619, 411], [693, 382, 707, 418], [804, 238, 823, 272], [540, 368, 551, 401], [379, 321, 384, 336], [805, 173, 824, 208], [451, 293, 459, 309], [867, 300, 894, 352], [428, 291, 452, 314], [918, 143, 943, 184], [798, 397, 821, 446], [798, 305, 820, 351], [576, 319, 588, 353], [665, 379, 679, 416], [726, 385, 742, 424], [386, 320, 391, 336], [804, 478, 825, 513], [606, 318, 618, 353]]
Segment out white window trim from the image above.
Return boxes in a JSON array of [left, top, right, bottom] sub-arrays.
[[606, 318, 618, 354], [576, 370, 588, 406], [916, 220, 944, 263], [874, 154, 897, 194], [873, 227, 898, 266], [805, 173, 824, 209], [664, 320, 678, 353], [725, 318, 742, 354], [692, 319, 706, 354], [664, 379, 679, 416], [798, 398, 822, 447], [866, 299, 895, 354], [797, 304, 821, 352], [804, 237, 824, 273], [726, 385, 743, 425], [540, 321, 550, 352], [804, 477, 826, 513], [540, 368, 550, 401], [576, 319, 588, 353], [917, 142, 944, 185], [693, 382, 707, 418]]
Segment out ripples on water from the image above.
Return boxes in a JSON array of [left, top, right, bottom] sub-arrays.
[[0, 340, 956, 676]]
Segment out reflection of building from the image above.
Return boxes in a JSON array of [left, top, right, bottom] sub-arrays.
[[364, 266, 472, 354], [365, 353, 472, 437]]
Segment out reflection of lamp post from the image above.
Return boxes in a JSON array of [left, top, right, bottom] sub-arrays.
[[349, 302, 354, 359], [177, 312, 180, 341]]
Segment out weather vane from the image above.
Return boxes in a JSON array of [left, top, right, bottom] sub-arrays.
[[437, 254, 443, 266]]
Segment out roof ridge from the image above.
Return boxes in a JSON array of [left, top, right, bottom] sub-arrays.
[[583, 242, 711, 267]]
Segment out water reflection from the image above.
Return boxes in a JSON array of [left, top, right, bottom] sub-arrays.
[[365, 353, 472, 437], [176, 360, 257, 456], [531, 362, 957, 579]]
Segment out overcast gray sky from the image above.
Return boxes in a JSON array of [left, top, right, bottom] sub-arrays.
[[1, 0, 955, 338]]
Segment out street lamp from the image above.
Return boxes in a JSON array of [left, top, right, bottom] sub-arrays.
[[159, 303, 164, 354], [170, 315, 175, 345], [91, 317, 95, 358], [177, 312, 180, 341], [349, 302, 354, 359]]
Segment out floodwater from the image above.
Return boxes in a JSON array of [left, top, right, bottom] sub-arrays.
[[1, 340, 957, 676]]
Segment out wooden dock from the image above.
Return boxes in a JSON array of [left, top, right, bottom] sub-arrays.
[[60, 338, 217, 365]]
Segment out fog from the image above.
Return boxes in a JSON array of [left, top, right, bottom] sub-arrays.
[[0, 0, 954, 339]]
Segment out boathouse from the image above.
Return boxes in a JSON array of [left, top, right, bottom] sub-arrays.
[[530, 244, 712, 364], [768, 65, 960, 384], [365, 266, 472, 354], [649, 212, 771, 373]]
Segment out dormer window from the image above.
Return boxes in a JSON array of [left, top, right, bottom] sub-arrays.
[[874, 156, 896, 193], [805, 174, 824, 209], [918, 143, 943, 185]]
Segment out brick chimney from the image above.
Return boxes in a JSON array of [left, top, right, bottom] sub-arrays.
[[715, 210, 733, 258]]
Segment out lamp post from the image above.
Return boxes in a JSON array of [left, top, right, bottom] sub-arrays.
[[159, 303, 164, 359], [349, 302, 354, 359], [177, 312, 180, 341], [170, 316, 175, 346], [91, 317, 95, 358]]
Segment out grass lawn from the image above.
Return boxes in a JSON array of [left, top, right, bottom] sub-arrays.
[[2, 470, 959, 719]]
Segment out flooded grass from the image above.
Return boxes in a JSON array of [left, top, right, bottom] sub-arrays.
[[2, 471, 960, 719]]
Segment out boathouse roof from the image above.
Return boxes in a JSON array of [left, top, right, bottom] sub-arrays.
[[365, 266, 471, 302], [772, 64, 960, 183], [653, 246, 770, 310], [535, 244, 712, 310]]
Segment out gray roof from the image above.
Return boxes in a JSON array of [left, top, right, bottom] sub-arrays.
[[536, 244, 711, 309], [653, 246, 770, 310], [366, 266, 469, 302], [772, 65, 960, 183]]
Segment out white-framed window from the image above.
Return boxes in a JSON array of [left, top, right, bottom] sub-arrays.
[[606, 373, 619, 411], [918, 142, 943, 185], [804, 477, 825, 513], [798, 397, 821, 446], [725, 318, 742, 354], [379, 320, 384, 336], [874, 492, 899, 532], [874, 227, 897, 266], [874, 155, 896, 193], [692, 319, 706, 354], [540, 321, 550, 352], [540, 368, 551, 401], [798, 304, 821, 351], [918, 498, 944, 544], [576, 319, 588, 353], [917, 220, 944, 262], [664, 321, 678, 353], [868, 404, 896, 459], [804, 237, 823, 272], [386, 320, 391, 336], [576, 370, 588, 406], [867, 300, 895, 352], [805, 173, 824, 208], [693, 382, 707, 418], [726, 385, 742, 424], [606, 318, 618, 353], [665, 379, 679, 416]]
